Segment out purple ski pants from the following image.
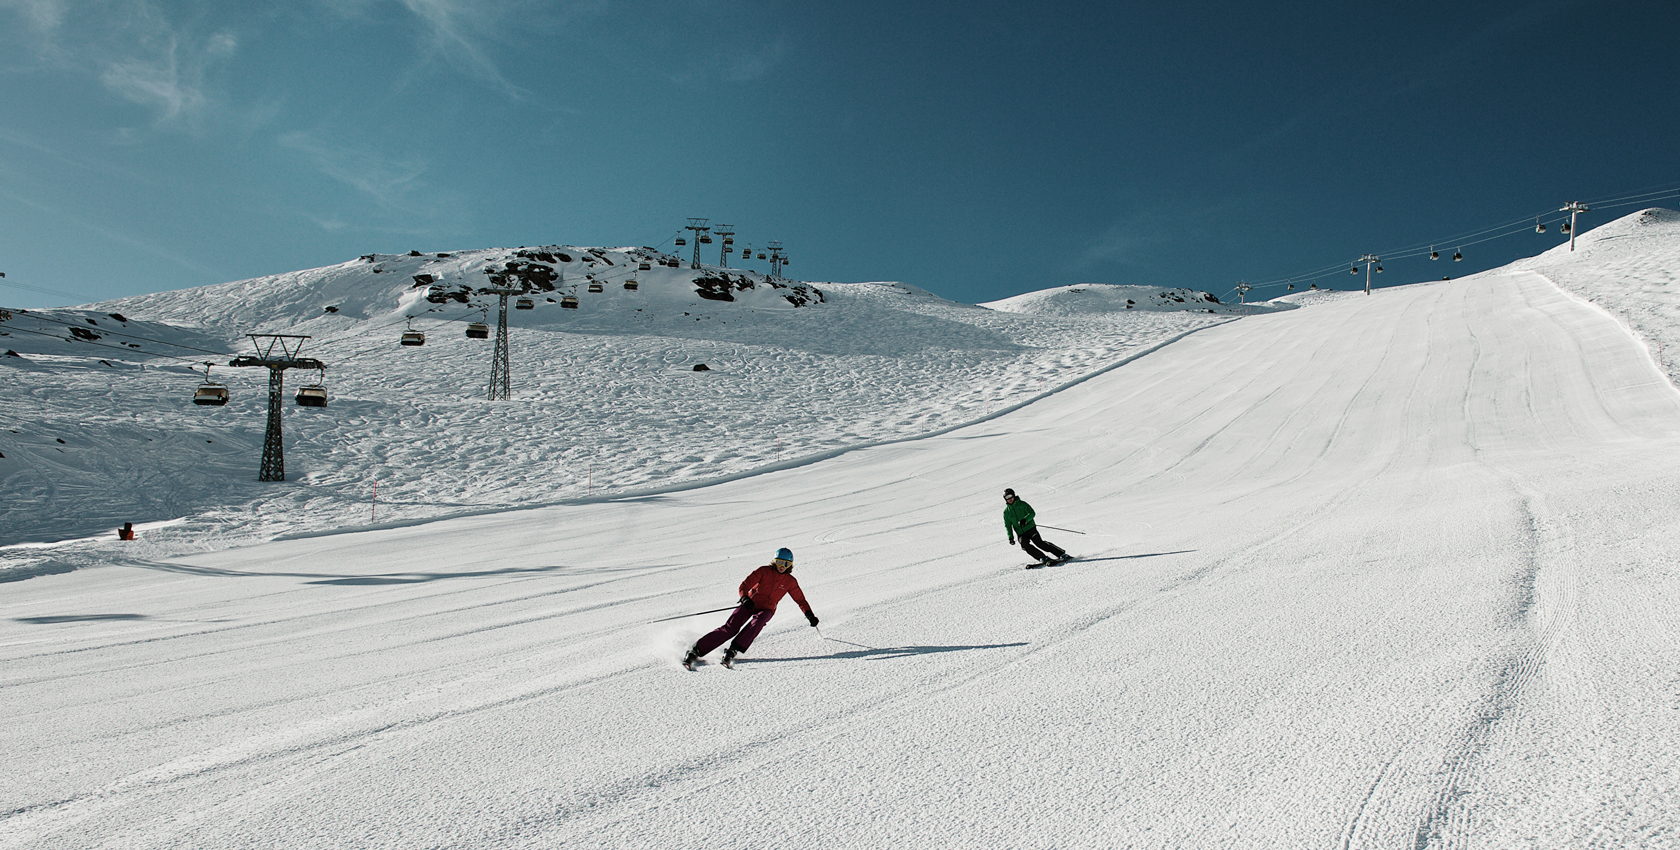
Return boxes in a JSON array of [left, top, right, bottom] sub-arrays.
[[693, 603, 777, 657]]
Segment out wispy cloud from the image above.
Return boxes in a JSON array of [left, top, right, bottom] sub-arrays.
[[1, 0, 238, 126], [278, 131, 430, 211], [399, 0, 528, 99]]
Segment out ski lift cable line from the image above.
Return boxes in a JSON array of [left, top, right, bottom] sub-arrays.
[[0, 324, 234, 364], [6, 309, 237, 357], [1242, 180, 1680, 290], [0, 278, 101, 303]]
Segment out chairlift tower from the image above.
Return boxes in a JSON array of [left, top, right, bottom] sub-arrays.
[[768, 240, 787, 279], [685, 218, 711, 269], [1357, 254, 1380, 295], [714, 224, 735, 267], [484, 272, 516, 400], [228, 334, 325, 481], [1235, 281, 1252, 305], [1561, 201, 1590, 251]]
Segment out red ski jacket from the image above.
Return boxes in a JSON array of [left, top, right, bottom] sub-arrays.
[[740, 565, 813, 614]]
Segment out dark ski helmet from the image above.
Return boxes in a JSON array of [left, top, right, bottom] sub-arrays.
[[776, 547, 793, 562], [1003, 488, 1015, 497]]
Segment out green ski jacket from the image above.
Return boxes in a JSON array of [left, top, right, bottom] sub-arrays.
[[1004, 499, 1037, 541]]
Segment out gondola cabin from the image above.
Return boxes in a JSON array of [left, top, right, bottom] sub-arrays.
[[295, 386, 328, 408], [624, 279, 639, 291], [675, 237, 687, 246], [466, 322, 489, 339], [699, 234, 713, 244], [193, 384, 230, 406], [638, 261, 652, 271], [401, 330, 425, 346], [561, 294, 579, 309], [515, 297, 534, 310], [588, 281, 604, 293]]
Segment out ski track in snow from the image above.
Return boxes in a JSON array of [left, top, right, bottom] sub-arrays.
[[3, 211, 1680, 848]]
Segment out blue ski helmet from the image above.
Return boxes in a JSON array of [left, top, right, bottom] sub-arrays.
[[776, 547, 793, 562]]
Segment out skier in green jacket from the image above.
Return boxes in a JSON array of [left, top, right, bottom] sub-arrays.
[[1003, 488, 1069, 568]]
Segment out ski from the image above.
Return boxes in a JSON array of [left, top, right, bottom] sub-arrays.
[[1024, 555, 1076, 569]]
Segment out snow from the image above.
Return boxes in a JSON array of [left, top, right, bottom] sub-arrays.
[[3, 210, 1679, 848]]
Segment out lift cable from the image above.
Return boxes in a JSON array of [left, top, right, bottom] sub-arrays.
[[1231, 180, 1680, 299]]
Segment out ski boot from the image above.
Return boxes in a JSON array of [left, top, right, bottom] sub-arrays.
[[720, 647, 739, 669], [682, 648, 699, 671]]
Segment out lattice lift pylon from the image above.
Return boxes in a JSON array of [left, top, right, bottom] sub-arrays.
[[228, 334, 324, 481]]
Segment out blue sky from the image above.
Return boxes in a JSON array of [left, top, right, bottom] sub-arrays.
[[1, 0, 1677, 310]]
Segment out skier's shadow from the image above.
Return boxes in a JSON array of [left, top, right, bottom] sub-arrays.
[[1053, 550, 1196, 566], [745, 641, 1029, 664]]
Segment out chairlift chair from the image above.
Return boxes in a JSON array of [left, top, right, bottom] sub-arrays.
[[401, 317, 425, 346], [757, 252, 766, 259], [675, 237, 687, 246], [295, 385, 328, 408], [192, 364, 230, 405], [588, 281, 604, 293], [1536, 219, 1547, 233], [624, 278, 639, 291], [561, 294, 579, 309], [639, 261, 652, 271], [193, 385, 229, 406], [515, 296, 535, 310], [1560, 221, 1572, 234], [699, 234, 713, 244], [1430, 249, 1440, 260], [466, 321, 489, 339], [1453, 250, 1463, 261]]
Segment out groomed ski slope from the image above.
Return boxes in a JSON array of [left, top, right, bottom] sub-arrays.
[[5, 269, 1680, 848]]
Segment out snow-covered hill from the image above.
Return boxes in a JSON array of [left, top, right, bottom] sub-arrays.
[[4, 210, 1677, 849], [1, 245, 1241, 572]]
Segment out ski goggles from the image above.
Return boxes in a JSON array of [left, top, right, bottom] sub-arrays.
[[772, 558, 792, 570]]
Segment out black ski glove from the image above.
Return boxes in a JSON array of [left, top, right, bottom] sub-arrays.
[[806, 612, 819, 627], [738, 595, 755, 610]]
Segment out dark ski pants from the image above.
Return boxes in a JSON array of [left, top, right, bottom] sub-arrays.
[[1018, 526, 1066, 562], [693, 604, 777, 657]]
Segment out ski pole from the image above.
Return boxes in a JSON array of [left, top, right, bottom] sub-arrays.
[[815, 626, 878, 651], [1037, 524, 1086, 535], [647, 604, 740, 624]]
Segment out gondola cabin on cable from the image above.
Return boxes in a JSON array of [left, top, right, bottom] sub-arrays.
[[515, 296, 534, 310], [639, 261, 652, 271], [699, 234, 713, 244], [561, 294, 579, 309], [588, 280, 604, 293], [466, 321, 489, 339], [675, 237, 687, 246], [624, 278, 639, 291]]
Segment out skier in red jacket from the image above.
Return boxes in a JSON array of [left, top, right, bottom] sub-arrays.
[[684, 547, 819, 669]]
